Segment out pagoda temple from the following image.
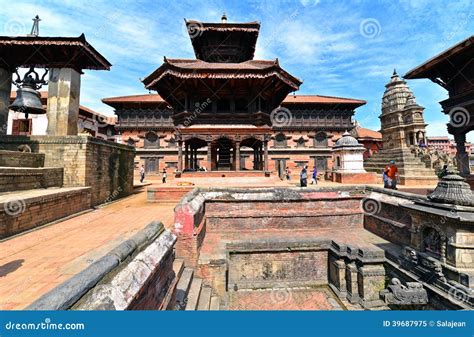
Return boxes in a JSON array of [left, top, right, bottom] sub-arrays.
[[103, 16, 366, 176]]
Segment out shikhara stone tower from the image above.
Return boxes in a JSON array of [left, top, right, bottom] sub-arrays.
[[364, 71, 438, 185], [381, 70, 427, 149]]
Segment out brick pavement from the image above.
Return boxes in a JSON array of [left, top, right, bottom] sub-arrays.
[[228, 287, 343, 310], [0, 189, 175, 310]]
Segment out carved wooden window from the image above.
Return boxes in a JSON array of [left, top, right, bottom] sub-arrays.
[[12, 119, 32, 136], [314, 132, 328, 147], [296, 137, 306, 148], [167, 137, 177, 148], [274, 133, 287, 148], [127, 138, 136, 147], [315, 157, 328, 170], [144, 132, 160, 149]]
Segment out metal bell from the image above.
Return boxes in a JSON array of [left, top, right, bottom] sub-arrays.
[[9, 75, 46, 118]]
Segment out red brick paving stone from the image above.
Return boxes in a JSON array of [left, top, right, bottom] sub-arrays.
[[0, 190, 176, 310], [228, 288, 339, 310]]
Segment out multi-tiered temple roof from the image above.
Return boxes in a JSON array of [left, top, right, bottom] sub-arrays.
[[185, 17, 260, 63]]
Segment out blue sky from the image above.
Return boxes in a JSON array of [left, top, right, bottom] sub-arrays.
[[1, 0, 473, 141]]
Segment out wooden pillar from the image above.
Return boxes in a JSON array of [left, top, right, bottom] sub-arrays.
[[193, 147, 197, 169], [177, 141, 183, 172], [207, 141, 212, 171], [264, 140, 269, 171], [0, 68, 12, 135], [46, 68, 81, 136], [253, 148, 257, 170], [235, 141, 240, 171], [185, 144, 189, 170], [454, 132, 470, 175]]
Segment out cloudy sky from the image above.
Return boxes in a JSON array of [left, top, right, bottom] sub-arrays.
[[1, 0, 472, 141]]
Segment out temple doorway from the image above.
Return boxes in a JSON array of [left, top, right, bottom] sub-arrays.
[[184, 137, 207, 171], [214, 138, 233, 171], [241, 137, 264, 171]]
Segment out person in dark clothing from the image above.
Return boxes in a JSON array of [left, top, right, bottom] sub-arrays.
[[311, 166, 318, 185], [162, 168, 167, 183], [300, 166, 308, 187], [140, 165, 145, 183]]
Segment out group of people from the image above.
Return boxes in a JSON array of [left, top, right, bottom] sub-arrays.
[[138, 160, 399, 189], [298, 166, 318, 187], [139, 165, 167, 184], [295, 160, 398, 189]]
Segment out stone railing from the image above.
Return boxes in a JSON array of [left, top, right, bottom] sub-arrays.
[[27, 221, 177, 310]]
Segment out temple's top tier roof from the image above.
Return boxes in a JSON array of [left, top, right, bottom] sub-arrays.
[[185, 17, 260, 63], [0, 34, 111, 71], [381, 70, 422, 115]]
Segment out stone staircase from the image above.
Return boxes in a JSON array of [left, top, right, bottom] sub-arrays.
[[172, 259, 220, 310], [364, 148, 437, 183], [0, 150, 91, 239]]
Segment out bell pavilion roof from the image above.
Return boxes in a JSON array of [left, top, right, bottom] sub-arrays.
[[0, 34, 111, 71]]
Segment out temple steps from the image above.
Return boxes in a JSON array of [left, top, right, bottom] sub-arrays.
[[174, 265, 220, 311], [364, 147, 437, 179]]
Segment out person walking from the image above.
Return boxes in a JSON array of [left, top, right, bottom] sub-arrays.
[[285, 167, 291, 180], [311, 166, 318, 185], [162, 168, 167, 183], [139, 165, 145, 183], [300, 166, 308, 187], [384, 160, 399, 190]]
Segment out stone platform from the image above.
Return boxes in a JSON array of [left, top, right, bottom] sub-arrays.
[[0, 187, 91, 239], [180, 170, 269, 178]]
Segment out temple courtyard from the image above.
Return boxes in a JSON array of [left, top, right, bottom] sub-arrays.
[[0, 176, 438, 310]]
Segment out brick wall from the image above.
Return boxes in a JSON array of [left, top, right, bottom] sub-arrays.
[[205, 198, 363, 231], [0, 150, 45, 167], [0, 187, 91, 239], [0, 167, 63, 192], [0, 135, 135, 206], [228, 249, 328, 289]]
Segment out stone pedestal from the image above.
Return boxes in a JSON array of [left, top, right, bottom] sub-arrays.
[[357, 265, 386, 307], [0, 68, 12, 135], [345, 263, 359, 303], [46, 68, 81, 136]]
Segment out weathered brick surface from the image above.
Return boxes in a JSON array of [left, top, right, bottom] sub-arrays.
[[228, 250, 328, 289], [0, 150, 44, 167], [0, 167, 63, 192], [0, 187, 91, 239], [147, 186, 193, 202], [0, 135, 134, 206]]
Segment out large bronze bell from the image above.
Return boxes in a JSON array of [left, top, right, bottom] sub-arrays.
[[9, 68, 47, 119]]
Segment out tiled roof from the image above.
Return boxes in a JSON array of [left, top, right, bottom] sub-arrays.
[[405, 35, 473, 79], [143, 58, 302, 91], [355, 127, 382, 139], [102, 94, 165, 104], [282, 94, 366, 105], [165, 58, 276, 70], [0, 34, 111, 70]]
